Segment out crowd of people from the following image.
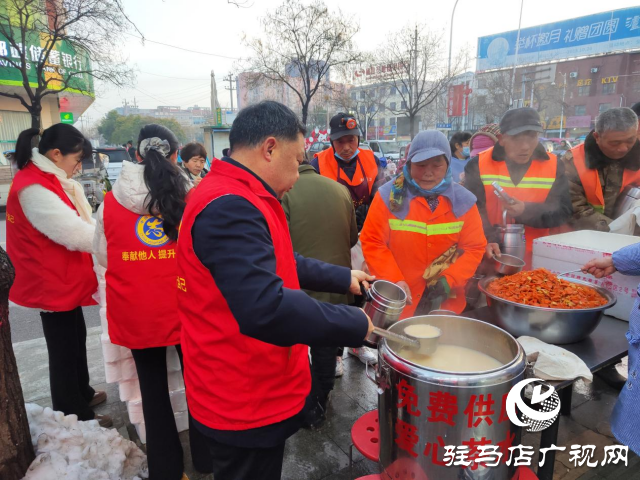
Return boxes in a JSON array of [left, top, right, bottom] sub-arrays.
[[5, 99, 640, 480]]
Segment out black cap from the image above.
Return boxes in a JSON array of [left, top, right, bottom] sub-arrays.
[[329, 113, 361, 140], [499, 107, 544, 136]]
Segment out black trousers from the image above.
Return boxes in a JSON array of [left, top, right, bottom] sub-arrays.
[[40, 307, 95, 420], [204, 436, 286, 480], [310, 347, 338, 406], [131, 345, 212, 480]]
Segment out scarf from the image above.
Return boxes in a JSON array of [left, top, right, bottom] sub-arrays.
[[389, 163, 453, 212], [30, 148, 94, 224]]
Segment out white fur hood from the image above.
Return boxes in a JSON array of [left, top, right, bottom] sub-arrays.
[[112, 161, 149, 215]]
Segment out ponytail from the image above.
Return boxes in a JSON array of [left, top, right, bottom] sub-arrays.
[[14, 124, 91, 170], [138, 124, 188, 242]]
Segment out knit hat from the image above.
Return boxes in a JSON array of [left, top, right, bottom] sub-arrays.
[[469, 124, 500, 157]]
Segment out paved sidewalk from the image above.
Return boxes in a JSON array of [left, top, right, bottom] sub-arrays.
[[12, 326, 639, 480]]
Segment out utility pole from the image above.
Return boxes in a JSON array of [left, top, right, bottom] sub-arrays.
[[412, 25, 419, 138], [448, 0, 460, 77], [224, 74, 236, 110], [509, 0, 525, 108]]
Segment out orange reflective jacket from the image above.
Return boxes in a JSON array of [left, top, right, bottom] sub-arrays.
[[360, 193, 486, 317], [571, 143, 640, 215], [479, 148, 557, 261], [316, 148, 377, 194]]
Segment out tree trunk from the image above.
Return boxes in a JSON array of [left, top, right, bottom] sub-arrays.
[[301, 101, 309, 129], [30, 103, 42, 130], [0, 248, 35, 480]]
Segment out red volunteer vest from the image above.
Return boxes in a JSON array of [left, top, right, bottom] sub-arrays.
[[6, 162, 97, 311], [571, 143, 640, 214], [178, 161, 310, 431], [316, 148, 377, 207], [479, 148, 557, 261], [103, 193, 180, 349]]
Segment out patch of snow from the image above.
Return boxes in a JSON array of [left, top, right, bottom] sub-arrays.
[[23, 403, 148, 480]]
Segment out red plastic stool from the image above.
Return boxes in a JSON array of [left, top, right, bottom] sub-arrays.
[[349, 410, 380, 479], [356, 475, 382, 480]]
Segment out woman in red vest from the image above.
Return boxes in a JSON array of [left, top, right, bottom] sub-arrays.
[[6, 125, 109, 426], [94, 124, 199, 480]]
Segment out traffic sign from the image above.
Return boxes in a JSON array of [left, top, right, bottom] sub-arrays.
[[60, 112, 74, 124], [436, 123, 452, 130]]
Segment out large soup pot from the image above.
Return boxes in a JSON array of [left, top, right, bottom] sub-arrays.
[[372, 315, 526, 480]]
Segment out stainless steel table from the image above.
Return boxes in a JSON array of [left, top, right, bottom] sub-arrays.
[[466, 308, 629, 480]]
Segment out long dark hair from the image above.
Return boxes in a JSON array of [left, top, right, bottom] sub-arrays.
[[14, 124, 92, 170], [138, 124, 188, 242]]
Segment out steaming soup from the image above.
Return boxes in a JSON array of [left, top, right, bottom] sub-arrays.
[[398, 344, 503, 372]]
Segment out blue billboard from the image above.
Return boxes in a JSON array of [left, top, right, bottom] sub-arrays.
[[477, 7, 640, 71]]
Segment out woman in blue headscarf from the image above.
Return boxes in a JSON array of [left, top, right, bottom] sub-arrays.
[[360, 130, 487, 317]]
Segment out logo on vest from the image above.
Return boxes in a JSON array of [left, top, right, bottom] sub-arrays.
[[135, 215, 170, 247]]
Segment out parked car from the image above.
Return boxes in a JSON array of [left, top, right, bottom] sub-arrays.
[[98, 147, 131, 184], [78, 151, 109, 211], [305, 141, 331, 161], [368, 140, 404, 162]]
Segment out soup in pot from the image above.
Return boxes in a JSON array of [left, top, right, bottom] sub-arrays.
[[399, 344, 503, 372]]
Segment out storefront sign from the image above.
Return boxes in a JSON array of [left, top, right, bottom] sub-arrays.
[[567, 115, 592, 128], [601, 76, 618, 83], [60, 112, 73, 124], [477, 7, 640, 71], [577, 79, 592, 86], [0, 28, 93, 96]]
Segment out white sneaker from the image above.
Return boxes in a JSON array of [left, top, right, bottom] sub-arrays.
[[335, 356, 344, 377], [348, 347, 378, 365]]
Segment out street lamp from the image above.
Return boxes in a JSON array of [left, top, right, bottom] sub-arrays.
[[448, 0, 460, 77], [558, 72, 567, 139]]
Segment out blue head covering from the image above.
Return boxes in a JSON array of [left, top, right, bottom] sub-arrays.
[[378, 130, 477, 220]]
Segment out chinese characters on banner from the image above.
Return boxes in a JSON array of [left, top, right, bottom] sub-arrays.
[[392, 379, 628, 469], [447, 84, 471, 118]]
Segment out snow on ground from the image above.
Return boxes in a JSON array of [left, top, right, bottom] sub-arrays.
[[22, 403, 148, 480]]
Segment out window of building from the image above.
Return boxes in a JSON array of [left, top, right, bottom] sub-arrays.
[[599, 103, 611, 114], [351, 92, 356, 100], [577, 85, 590, 96], [602, 83, 616, 95], [401, 100, 407, 109], [360, 90, 365, 100], [476, 77, 487, 89], [390, 87, 397, 95], [379, 118, 386, 127], [369, 88, 376, 97], [401, 85, 409, 94], [390, 117, 397, 126], [574, 105, 587, 116], [379, 87, 386, 97], [390, 101, 397, 110], [370, 119, 375, 127], [379, 104, 385, 112], [360, 105, 365, 114]]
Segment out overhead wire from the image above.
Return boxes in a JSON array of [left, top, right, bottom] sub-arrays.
[[125, 32, 241, 60]]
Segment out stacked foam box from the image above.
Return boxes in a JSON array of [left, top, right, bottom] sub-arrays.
[[95, 265, 189, 444]]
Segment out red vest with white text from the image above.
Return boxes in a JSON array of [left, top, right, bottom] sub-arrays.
[[178, 161, 310, 431], [103, 192, 180, 349], [6, 162, 97, 311]]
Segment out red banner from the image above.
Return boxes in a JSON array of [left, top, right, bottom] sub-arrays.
[[448, 85, 463, 117]]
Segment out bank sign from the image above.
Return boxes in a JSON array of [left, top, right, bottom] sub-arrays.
[[0, 27, 93, 96], [477, 7, 640, 71]]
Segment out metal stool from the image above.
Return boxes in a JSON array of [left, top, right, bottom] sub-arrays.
[[349, 410, 380, 479]]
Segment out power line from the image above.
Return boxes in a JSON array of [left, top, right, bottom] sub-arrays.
[[125, 33, 240, 60], [139, 70, 222, 81]]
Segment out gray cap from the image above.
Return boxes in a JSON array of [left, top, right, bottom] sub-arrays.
[[408, 130, 451, 164], [499, 107, 544, 136]]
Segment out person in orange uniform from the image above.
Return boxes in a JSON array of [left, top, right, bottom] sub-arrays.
[[464, 108, 572, 266], [361, 130, 486, 317], [311, 113, 380, 230]]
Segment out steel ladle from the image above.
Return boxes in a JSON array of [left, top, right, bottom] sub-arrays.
[[372, 326, 441, 356]]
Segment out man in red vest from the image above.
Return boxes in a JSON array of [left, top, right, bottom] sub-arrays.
[[464, 107, 572, 265], [563, 107, 640, 232], [311, 112, 380, 229], [178, 101, 374, 480]]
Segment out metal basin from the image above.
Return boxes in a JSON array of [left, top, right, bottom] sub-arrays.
[[491, 253, 525, 275], [478, 276, 617, 344]]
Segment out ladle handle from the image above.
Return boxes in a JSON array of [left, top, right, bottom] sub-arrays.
[[372, 327, 419, 349]]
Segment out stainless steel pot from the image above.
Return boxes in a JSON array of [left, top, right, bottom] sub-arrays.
[[363, 280, 407, 345], [372, 315, 526, 480], [478, 276, 617, 344], [613, 186, 640, 220], [498, 210, 526, 261]]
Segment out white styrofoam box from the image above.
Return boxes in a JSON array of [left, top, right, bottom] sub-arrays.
[[127, 399, 145, 424], [169, 388, 187, 412], [119, 379, 141, 402], [100, 333, 124, 363], [120, 357, 139, 381], [104, 361, 122, 384], [166, 347, 182, 373], [168, 370, 185, 391], [533, 231, 640, 321], [174, 410, 189, 433], [135, 422, 146, 444]]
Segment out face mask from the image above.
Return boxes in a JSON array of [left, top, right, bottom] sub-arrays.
[[462, 146, 470, 157], [335, 148, 360, 162]]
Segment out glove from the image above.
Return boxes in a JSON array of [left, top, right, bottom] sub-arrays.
[[416, 278, 450, 314]]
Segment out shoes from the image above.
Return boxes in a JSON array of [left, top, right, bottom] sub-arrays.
[[301, 400, 326, 430], [596, 363, 627, 391], [348, 347, 378, 366], [89, 391, 107, 407], [335, 356, 344, 377], [95, 414, 113, 428]]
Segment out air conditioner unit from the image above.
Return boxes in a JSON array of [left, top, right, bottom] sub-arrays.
[[591, 67, 599, 73], [569, 72, 578, 78]]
